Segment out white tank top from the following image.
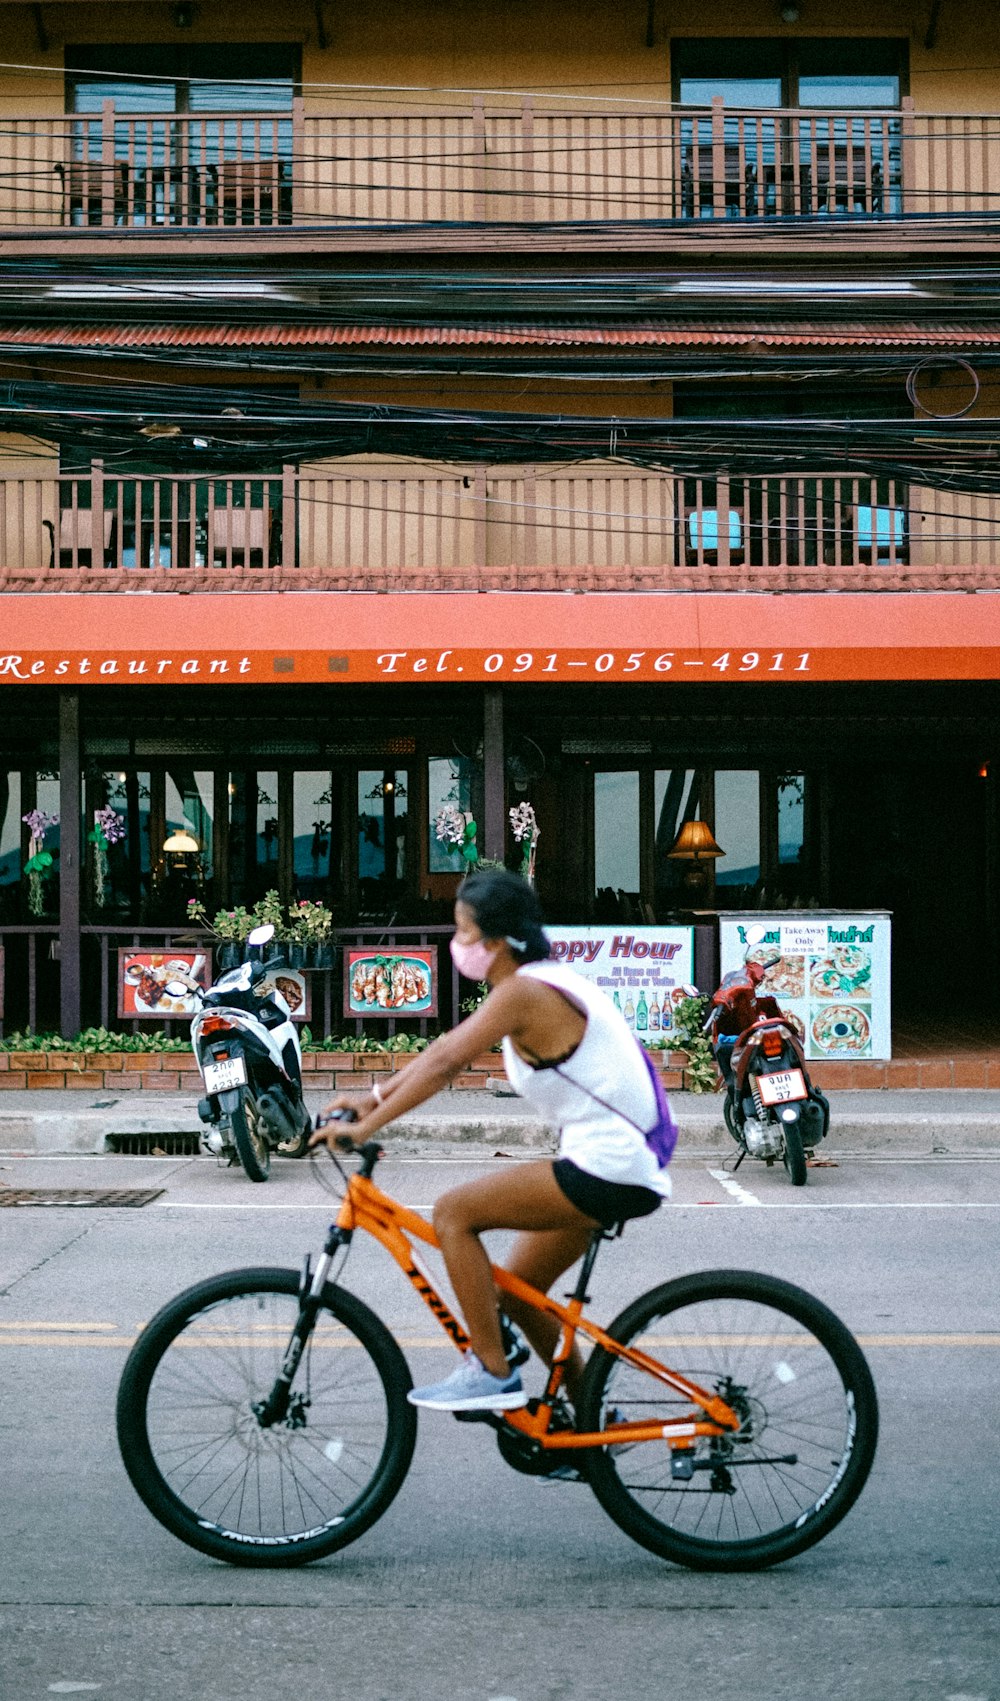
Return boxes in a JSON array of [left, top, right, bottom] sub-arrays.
[[501, 960, 672, 1197]]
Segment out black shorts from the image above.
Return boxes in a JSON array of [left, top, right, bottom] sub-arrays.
[[552, 1158, 663, 1230]]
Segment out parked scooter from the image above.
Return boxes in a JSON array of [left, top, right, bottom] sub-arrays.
[[705, 924, 830, 1186], [166, 923, 312, 1182]]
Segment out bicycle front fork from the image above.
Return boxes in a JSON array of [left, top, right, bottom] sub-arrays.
[[253, 1234, 350, 1428]]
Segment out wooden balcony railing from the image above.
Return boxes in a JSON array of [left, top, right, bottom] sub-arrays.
[[0, 96, 998, 229], [0, 461, 996, 590]]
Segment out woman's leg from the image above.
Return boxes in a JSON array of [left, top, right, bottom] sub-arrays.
[[432, 1160, 598, 1380], [501, 1225, 596, 1400]]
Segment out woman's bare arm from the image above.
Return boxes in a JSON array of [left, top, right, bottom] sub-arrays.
[[310, 976, 568, 1147]]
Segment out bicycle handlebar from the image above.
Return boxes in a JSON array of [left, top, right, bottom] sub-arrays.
[[314, 1109, 384, 1175]]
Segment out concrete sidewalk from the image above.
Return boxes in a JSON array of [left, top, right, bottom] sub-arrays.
[[2, 1086, 1000, 1155]]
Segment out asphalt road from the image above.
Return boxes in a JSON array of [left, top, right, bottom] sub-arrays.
[[2, 1148, 999, 1701]]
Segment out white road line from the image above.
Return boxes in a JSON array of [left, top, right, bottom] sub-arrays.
[[147, 1197, 1000, 1211], [708, 1168, 762, 1206]]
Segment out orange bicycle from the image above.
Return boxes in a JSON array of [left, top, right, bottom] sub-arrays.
[[116, 1136, 878, 1572]]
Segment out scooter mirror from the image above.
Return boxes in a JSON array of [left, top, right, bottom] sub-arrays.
[[247, 924, 275, 948], [744, 923, 768, 948]]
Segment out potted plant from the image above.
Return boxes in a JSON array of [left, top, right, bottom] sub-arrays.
[[186, 898, 253, 970], [22, 809, 59, 917], [289, 898, 334, 968], [435, 803, 479, 874], [88, 806, 125, 908], [509, 801, 540, 887]]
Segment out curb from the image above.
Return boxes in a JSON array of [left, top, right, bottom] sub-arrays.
[[2, 1092, 1000, 1156]]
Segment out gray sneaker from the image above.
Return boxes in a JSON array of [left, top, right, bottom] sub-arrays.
[[407, 1350, 529, 1412]]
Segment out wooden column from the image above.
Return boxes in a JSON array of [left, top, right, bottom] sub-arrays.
[[58, 692, 82, 1037], [482, 687, 505, 861]]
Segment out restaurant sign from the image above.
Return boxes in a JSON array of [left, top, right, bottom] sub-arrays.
[[546, 926, 695, 1045], [718, 913, 891, 1062], [2, 592, 999, 685]]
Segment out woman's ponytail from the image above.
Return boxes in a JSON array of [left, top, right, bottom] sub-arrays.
[[457, 869, 551, 964]]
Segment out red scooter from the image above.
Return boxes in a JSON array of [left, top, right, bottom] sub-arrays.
[[705, 926, 830, 1186]]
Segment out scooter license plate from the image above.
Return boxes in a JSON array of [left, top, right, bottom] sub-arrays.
[[756, 1069, 807, 1106], [203, 1056, 247, 1094]]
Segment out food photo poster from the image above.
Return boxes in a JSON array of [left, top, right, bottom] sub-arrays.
[[718, 914, 891, 1061], [344, 948, 437, 1017], [118, 949, 210, 1019]]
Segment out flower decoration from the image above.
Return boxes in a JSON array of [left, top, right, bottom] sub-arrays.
[[22, 809, 59, 916], [435, 803, 479, 871], [509, 800, 540, 887], [88, 806, 125, 907]]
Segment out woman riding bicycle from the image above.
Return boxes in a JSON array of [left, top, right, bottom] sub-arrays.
[[312, 868, 676, 1414]]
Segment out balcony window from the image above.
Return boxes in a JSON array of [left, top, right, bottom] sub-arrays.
[[66, 45, 297, 113], [65, 45, 297, 226], [673, 38, 905, 218], [673, 39, 904, 109]]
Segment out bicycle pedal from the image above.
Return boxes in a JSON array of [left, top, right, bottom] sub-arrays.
[[453, 1409, 502, 1428]]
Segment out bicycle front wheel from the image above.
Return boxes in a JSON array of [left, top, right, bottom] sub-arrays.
[[578, 1269, 878, 1572], [116, 1268, 417, 1566]]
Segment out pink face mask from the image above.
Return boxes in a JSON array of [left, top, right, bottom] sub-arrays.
[[450, 936, 498, 982]]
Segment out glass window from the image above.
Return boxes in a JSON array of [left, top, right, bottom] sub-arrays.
[[165, 770, 214, 868], [594, 771, 640, 893], [673, 38, 903, 109], [358, 771, 408, 896], [0, 771, 21, 889], [679, 75, 782, 107], [254, 771, 279, 881], [67, 45, 297, 112], [778, 774, 806, 866], [294, 772, 334, 900], [714, 771, 760, 888], [675, 39, 783, 106], [798, 40, 900, 108], [653, 770, 698, 896], [428, 756, 475, 875]]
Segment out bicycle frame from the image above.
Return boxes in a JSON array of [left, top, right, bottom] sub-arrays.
[[302, 1166, 741, 1455]]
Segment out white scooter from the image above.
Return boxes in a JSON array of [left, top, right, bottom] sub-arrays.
[[168, 923, 312, 1182]]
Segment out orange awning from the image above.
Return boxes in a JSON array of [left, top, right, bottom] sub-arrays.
[[1, 591, 999, 685]]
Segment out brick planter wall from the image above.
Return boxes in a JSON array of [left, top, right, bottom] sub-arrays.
[[3, 1049, 990, 1091], [0, 1048, 694, 1093]]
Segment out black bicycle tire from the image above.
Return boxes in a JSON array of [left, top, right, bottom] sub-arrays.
[[578, 1268, 878, 1572], [231, 1087, 270, 1182], [782, 1123, 808, 1186], [116, 1267, 417, 1567]]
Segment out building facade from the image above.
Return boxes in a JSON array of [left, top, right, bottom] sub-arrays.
[[0, 0, 998, 1041]]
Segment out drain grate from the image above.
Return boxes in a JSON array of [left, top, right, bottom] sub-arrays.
[[106, 1132, 202, 1157], [0, 1187, 164, 1208]]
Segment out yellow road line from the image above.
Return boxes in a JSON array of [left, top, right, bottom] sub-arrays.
[[1, 1329, 998, 1350]]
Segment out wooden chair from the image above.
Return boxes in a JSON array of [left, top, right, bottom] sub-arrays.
[[213, 159, 282, 225], [57, 160, 128, 225], [45, 507, 116, 569], [210, 503, 273, 568]]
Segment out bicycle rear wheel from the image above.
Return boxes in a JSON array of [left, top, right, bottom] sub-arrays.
[[578, 1269, 877, 1571], [116, 1268, 417, 1566]]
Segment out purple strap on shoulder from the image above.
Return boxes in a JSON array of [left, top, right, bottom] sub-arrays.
[[639, 1047, 678, 1169]]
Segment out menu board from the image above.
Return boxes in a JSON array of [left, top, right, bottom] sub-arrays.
[[344, 947, 438, 1018], [718, 914, 891, 1062], [545, 926, 695, 1045]]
